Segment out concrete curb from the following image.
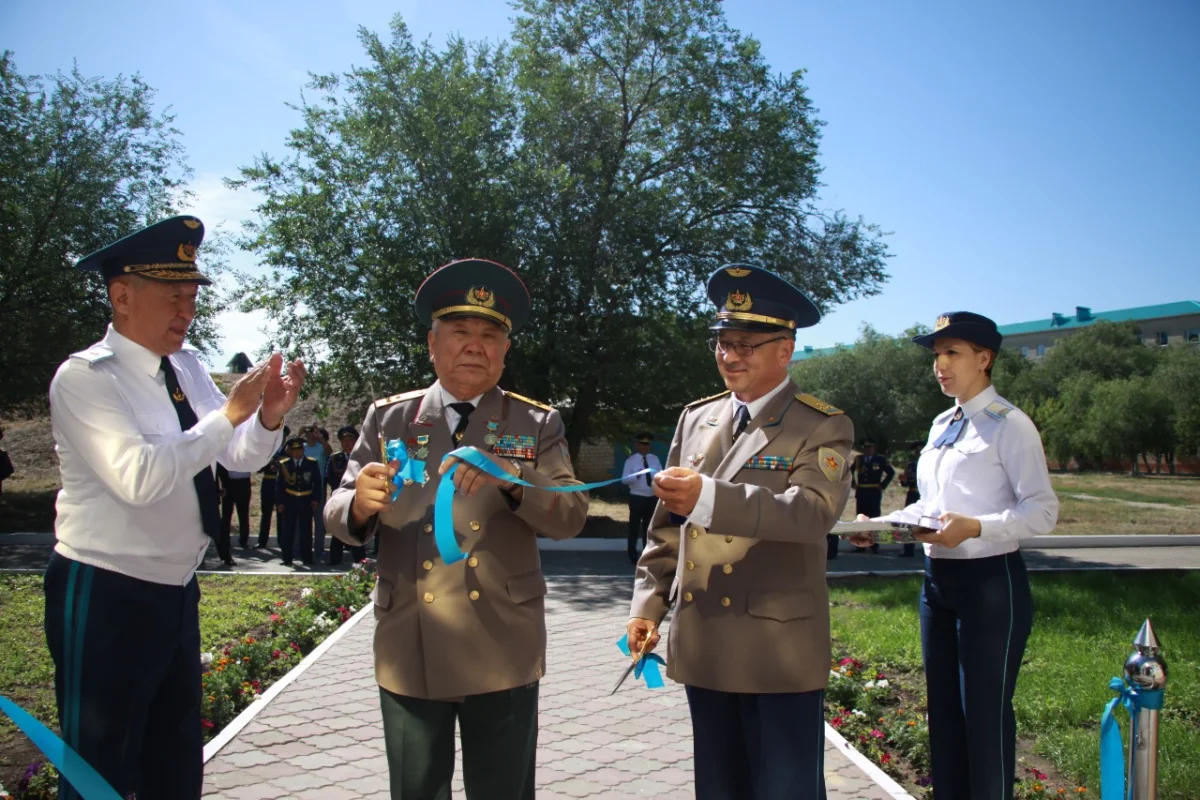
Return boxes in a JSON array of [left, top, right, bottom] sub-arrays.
[[201, 603, 373, 763], [824, 722, 916, 799]]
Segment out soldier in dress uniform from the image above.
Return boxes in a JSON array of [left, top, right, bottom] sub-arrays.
[[627, 264, 854, 800], [851, 438, 894, 553], [325, 258, 589, 800], [898, 440, 923, 557], [326, 426, 366, 565], [256, 425, 289, 549], [276, 435, 320, 566]]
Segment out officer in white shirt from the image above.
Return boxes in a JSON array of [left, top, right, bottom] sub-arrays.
[[851, 311, 1058, 800], [44, 216, 305, 799], [621, 432, 663, 563]]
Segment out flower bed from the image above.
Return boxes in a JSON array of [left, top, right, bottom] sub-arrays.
[[826, 655, 1093, 799], [2, 563, 375, 799]]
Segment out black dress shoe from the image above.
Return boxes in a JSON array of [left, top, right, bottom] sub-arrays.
[[238, 540, 249, 549], [281, 559, 294, 566], [223, 557, 237, 567]]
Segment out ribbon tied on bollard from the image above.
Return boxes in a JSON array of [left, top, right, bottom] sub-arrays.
[[1099, 676, 1163, 800], [433, 446, 654, 565]]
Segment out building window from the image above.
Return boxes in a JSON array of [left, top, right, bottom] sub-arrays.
[[1036, 344, 1046, 357], [1156, 331, 1169, 346], [1187, 329, 1199, 344], [1020, 346, 1029, 358]]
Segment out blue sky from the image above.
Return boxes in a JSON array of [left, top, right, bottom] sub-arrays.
[[4, 0, 1198, 366]]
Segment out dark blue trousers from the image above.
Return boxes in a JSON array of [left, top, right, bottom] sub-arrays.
[[686, 685, 826, 800], [43, 552, 203, 799], [920, 551, 1032, 800]]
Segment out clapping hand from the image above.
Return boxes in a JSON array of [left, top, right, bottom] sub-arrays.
[[260, 354, 306, 429]]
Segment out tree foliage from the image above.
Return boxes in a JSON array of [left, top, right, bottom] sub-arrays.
[[231, 0, 891, 452], [0, 52, 213, 415]]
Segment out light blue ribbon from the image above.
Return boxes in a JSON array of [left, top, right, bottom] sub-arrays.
[[1101, 677, 1164, 800], [0, 695, 123, 800], [384, 438, 427, 501], [433, 446, 654, 565], [616, 633, 666, 689]]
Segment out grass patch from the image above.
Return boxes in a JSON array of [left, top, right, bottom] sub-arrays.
[[1057, 488, 1193, 507], [0, 573, 323, 788], [830, 572, 1200, 799], [0, 481, 58, 534]]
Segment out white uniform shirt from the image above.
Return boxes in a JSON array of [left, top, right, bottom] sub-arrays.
[[435, 380, 484, 435], [687, 376, 792, 528], [622, 451, 663, 497], [50, 325, 283, 585], [879, 384, 1058, 560]]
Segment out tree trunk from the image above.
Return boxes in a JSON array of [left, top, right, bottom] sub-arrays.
[[565, 381, 599, 463]]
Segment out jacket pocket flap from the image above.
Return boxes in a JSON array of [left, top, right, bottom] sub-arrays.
[[507, 570, 548, 604], [371, 577, 393, 610], [747, 590, 812, 622]]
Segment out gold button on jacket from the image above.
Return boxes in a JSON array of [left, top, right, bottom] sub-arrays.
[[324, 384, 589, 700], [629, 380, 853, 695]]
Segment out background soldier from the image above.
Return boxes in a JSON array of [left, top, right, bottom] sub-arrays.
[[326, 425, 365, 565], [325, 258, 588, 800], [627, 264, 854, 800], [621, 432, 662, 563], [276, 435, 320, 566], [851, 438, 894, 553], [256, 425, 289, 549], [898, 440, 923, 557]]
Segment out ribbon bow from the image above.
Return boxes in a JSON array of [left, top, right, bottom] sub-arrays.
[[384, 438, 427, 501], [1100, 677, 1164, 800], [616, 634, 666, 689]]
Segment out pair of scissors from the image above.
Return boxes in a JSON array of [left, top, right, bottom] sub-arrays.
[[610, 624, 656, 695]]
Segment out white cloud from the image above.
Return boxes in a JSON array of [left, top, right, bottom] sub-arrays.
[[183, 171, 261, 232]]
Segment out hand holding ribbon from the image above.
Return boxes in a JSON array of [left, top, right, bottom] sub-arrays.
[[616, 633, 666, 689], [433, 446, 655, 565], [384, 438, 427, 501]]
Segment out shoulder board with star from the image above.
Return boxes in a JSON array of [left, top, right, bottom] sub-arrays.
[[377, 388, 428, 408], [305, 456, 319, 462], [685, 390, 731, 410], [505, 391, 553, 412], [795, 393, 843, 416]]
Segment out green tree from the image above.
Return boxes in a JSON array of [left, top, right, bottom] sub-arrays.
[[0, 52, 214, 415], [1083, 377, 1174, 474], [232, 0, 890, 452], [1154, 345, 1200, 460]]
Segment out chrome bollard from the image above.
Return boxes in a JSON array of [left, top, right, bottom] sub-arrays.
[[1123, 619, 1167, 800]]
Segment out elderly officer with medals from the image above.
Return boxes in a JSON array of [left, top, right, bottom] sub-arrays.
[[325, 258, 589, 800], [626, 265, 854, 800], [45, 216, 304, 798]]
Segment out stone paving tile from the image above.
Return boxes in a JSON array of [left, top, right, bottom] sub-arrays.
[[204, 576, 906, 799]]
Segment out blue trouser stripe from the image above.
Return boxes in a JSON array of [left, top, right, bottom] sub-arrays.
[[62, 561, 79, 752], [71, 565, 94, 755]]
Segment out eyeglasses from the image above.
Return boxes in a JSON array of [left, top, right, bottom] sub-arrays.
[[706, 336, 790, 358]]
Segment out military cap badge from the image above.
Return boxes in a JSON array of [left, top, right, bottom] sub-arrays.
[[726, 290, 753, 312]]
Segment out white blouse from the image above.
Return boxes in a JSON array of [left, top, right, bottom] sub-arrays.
[[879, 384, 1058, 560]]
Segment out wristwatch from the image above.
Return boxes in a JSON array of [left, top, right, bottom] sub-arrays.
[[501, 459, 523, 494]]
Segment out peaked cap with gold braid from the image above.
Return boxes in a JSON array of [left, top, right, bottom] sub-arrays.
[[707, 264, 820, 333], [75, 215, 210, 284], [414, 258, 531, 333]]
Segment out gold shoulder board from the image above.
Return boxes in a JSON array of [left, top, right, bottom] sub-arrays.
[[796, 393, 843, 415], [506, 391, 553, 412], [685, 390, 732, 409], [377, 388, 428, 408]]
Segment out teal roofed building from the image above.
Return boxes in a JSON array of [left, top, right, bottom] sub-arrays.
[[791, 344, 848, 362], [999, 301, 1200, 359]]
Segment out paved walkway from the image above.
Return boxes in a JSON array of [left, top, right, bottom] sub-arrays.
[[202, 577, 900, 800]]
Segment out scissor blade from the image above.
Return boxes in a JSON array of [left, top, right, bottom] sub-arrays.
[[364, 375, 386, 462], [609, 660, 638, 695]]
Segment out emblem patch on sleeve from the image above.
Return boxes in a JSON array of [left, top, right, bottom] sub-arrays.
[[818, 447, 845, 481]]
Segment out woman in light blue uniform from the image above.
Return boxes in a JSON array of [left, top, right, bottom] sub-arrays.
[[854, 311, 1058, 800]]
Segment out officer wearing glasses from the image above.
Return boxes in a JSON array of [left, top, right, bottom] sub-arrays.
[[626, 264, 854, 800]]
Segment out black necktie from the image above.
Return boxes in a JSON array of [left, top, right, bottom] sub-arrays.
[[161, 357, 221, 541], [932, 407, 966, 448], [449, 402, 475, 443], [641, 454, 651, 486], [733, 405, 751, 442]]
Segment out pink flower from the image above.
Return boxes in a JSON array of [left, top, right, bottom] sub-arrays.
[[830, 716, 844, 728], [273, 649, 282, 659], [201, 719, 214, 729], [870, 729, 884, 739], [269, 613, 280, 623], [881, 752, 892, 764]]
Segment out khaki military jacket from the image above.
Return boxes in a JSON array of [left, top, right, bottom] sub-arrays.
[[630, 381, 853, 694], [325, 383, 588, 699]]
